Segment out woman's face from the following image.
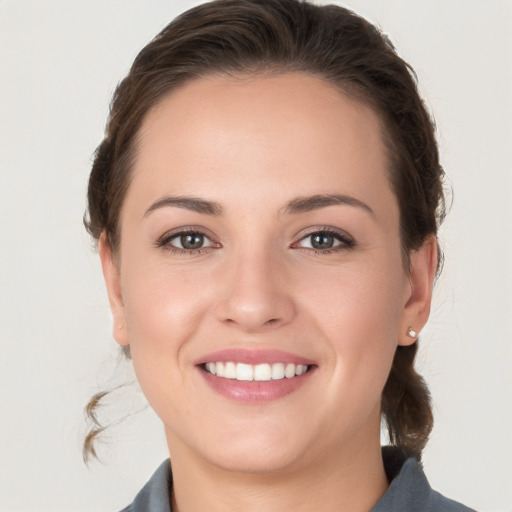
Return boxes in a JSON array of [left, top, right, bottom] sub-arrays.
[[102, 73, 433, 474]]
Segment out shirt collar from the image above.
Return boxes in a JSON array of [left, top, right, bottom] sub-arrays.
[[122, 448, 473, 512]]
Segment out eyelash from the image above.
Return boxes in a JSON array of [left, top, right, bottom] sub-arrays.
[[155, 227, 355, 256], [291, 227, 355, 254], [155, 228, 219, 256]]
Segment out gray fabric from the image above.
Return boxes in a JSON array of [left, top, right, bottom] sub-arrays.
[[119, 460, 172, 512], [370, 456, 476, 511], [120, 450, 476, 511]]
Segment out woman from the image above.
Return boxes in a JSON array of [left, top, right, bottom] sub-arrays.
[[84, 0, 475, 510]]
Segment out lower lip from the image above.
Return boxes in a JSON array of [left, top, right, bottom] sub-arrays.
[[198, 367, 314, 403]]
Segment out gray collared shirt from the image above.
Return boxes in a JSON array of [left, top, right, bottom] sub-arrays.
[[120, 450, 476, 511]]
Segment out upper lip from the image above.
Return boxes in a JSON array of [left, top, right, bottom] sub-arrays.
[[194, 348, 316, 366]]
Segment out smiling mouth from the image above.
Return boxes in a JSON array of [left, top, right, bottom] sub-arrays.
[[202, 362, 310, 382]]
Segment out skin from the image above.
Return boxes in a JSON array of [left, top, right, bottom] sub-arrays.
[[100, 73, 437, 512]]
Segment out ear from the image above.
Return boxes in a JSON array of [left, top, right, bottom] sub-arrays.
[[399, 235, 438, 346], [98, 233, 129, 346]]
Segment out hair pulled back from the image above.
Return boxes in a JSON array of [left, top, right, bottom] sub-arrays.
[[85, 0, 445, 461]]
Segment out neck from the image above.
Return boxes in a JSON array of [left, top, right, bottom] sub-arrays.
[[167, 426, 388, 512]]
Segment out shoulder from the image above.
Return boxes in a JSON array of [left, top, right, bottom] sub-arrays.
[[372, 448, 477, 512], [119, 459, 173, 512]]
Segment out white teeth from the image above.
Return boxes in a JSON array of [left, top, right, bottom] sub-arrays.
[[205, 362, 309, 381], [284, 363, 295, 378], [296, 364, 307, 376], [236, 363, 253, 381], [224, 362, 236, 379], [254, 363, 271, 381], [271, 363, 285, 380]]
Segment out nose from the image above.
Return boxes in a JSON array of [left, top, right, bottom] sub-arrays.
[[214, 250, 296, 333]]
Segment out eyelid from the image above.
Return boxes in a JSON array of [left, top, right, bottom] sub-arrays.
[[155, 225, 221, 253], [291, 226, 355, 251]]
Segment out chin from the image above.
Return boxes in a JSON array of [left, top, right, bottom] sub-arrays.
[[167, 418, 313, 475], [206, 439, 305, 475]]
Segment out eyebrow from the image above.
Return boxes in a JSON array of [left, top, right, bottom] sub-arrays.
[[143, 193, 374, 218], [282, 194, 375, 216], [144, 196, 223, 217]]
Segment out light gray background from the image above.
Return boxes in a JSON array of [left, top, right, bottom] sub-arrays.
[[1, 1, 511, 511]]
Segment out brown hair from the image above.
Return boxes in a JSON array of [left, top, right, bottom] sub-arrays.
[[84, 0, 444, 461]]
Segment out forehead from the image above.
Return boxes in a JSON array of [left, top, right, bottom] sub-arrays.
[[127, 72, 396, 219]]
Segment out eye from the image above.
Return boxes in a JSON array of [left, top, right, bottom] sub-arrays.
[[156, 229, 218, 254], [294, 229, 354, 253], [305, 232, 338, 250], [172, 232, 209, 250]]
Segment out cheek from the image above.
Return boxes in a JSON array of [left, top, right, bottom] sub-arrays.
[[118, 263, 216, 427], [119, 257, 212, 372], [302, 259, 406, 388], [304, 255, 405, 329]]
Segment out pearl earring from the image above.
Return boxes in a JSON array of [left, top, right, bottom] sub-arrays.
[[407, 327, 418, 338]]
